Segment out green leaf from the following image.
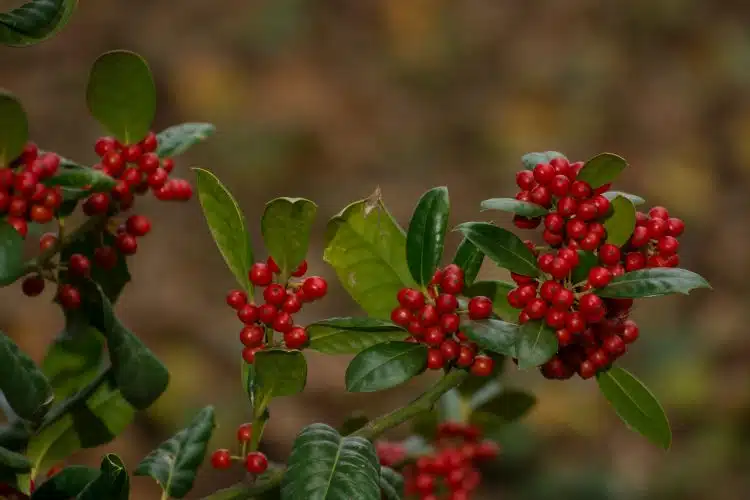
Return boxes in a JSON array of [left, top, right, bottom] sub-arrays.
[[437, 389, 463, 422], [253, 350, 307, 417], [463, 281, 517, 322], [379, 466, 404, 500], [596, 367, 671, 449], [345, 342, 427, 393], [155, 123, 216, 158], [76, 453, 129, 500], [471, 389, 536, 424], [194, 168, 253, 292], [339, 413, 369, 436], [61, 229, 131, 302], [570, 251, 598, 284], [42, 167, 116, 192], [462, 319, 518, 357], [0, 220, 25, 286], [0, 0, 77, 47], [454, 222, 539, 277], [0, 446, 30, 472], [86, 50, 156, 144], [595, 268, 712, 299], [515, 321, 557, 370], [602, 191, 645, 206], [480, 198, 548, 217], [281, 423, 380, 500], [603, 196, 636, 247], [135, 406, 215, 498], [521, 151, 567, 170], [241, 356, 254, 407], [406, 187, 450, 285], [576, 153, 627, 189], [324, 197, 416, 319], [0, 333, 53, 422], [30, 466, 99, 499], [307, 318, 407, 355], [261, 198, 317, 278], [0, 90, 28, 164], [452, 238, 484, 287]]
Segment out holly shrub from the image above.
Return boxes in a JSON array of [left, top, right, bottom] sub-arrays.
[[0, 2, 712, 499]]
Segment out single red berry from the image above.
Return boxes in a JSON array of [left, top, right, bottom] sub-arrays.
[[588, 266, 613, 288], [589, 349, 610, 369], [557, 196, 578, 217], [102, 151, 124, 173], [646, 218, 668, 239], [515, 283, 537, 305], [557, 247, 579, 267], [302, 276, 328, 300], [397, 288, 426, 310], [125, 215, 151, 237], [266, 256, 281, 273], [8, 196, 27, 217], [598, 243, 621, 265], [552, 287, 575, 309], [516, 170, 536, 190], [624, 252, 646, 271], [138, 153, 160, 173], [570, 180, 592, 199], [621, 320, 639, 343], [658, 235, 679, 255], [529, 185, 552, 207], [237, 304, 259, 324], [240, 325, 265, 347], [83, 193, 110, 216], [123, 144, 143, 162], [468, 296, 493, 320], [415, 472, 436, 494], [22, 276, 45, 297], [538, 253, 555, 273], [565, 311, 586, 333], [665, 254, 680, 267], [648, 206, 669, 220], [272, 311, 294, 333], [440, 339, 459, 360], [549, 257, 571, 280], [242, 345, 264, 364], [249, 263, 273, 286], [417, 304, 440, 326], [115, 233, 138, 255], [524, 298, 547, 320], [282, 293, 302, 313], [516, 191, 531, 202], [550, 156, 572, 177], [426, 348, 445, 370], [263, 284, 287, 305], [533, 163, 556, 184], [544, 213, 565, 233], [576, 200, 598, 221], [549, 174, 571, 197], [140, 132, 158, 152], [579, 293, 603, 314], [556, 328, 573, 346], [39, 233, 58, 252], [435, 293, 458, 313], [57, 284, 81, 310], [43, 188, 62, 209], [667, 217, 685, 236], [147, 168, 169, 189], [69, 254, 91, 278], [14, 171, 38, 197], [29, 204, 53, 223], [236, 423, 253, 443], [226, 290, 248, 309], [441, 272, 464, 294], [543, 229, 564, 247], [291, 259, 308, 277], [545, 308, 567, 329], [210, 449, 232, 470], [440, 312, 460, 333], [579, 232, 601, 252], [258, 304, 277, 324], [470, 355, 494, 376], [95, 137, 117, 156], [539, 280, 561, 302], [284, 326, 309, 349], [566, 219, 587, 240], [390, 307, 412, 327], [578, 360, 597, 379], [94, 246, 118, 269], [457, 346, 475, 367], [161, 158, 176, 173], [603, 334, 626, 356], [424, 326, 445, 346]]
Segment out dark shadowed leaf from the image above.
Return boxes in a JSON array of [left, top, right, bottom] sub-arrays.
[[339, 412, 369, 436], [576, 153, 627, 188], [515, 321, 557, 369], [462, 319, 518, 357], [0, 446, 30, 471], [480, 198, 548, 217], [0, 0, 77, 47], [155, 123, 216, 158], [76, 454, 128, 500], [0, 333, 52, 422], [261, 198, 317, 278], [60, 229, 131, 302], [455, 222, 539, 277], [595, 268, 711, 298], [345, 342, 427, 393], [464, 281, 517, 322], [0, 91, 28, 164], [452, 238, 484, 287], [603, 196, 636, 246], [570, 251, 598, 284], [30, 465, 99, 499], [253, 350, 307, 417], [0, 220, 25, 286], [307, 317, 407, 355], [406, 187, 450, 285], [471, 389, 536, 424]]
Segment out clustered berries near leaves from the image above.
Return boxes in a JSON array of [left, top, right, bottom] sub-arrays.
[[209, 423, 269, 476]]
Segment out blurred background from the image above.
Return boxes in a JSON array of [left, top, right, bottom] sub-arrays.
[[0, 0, 740, 498]]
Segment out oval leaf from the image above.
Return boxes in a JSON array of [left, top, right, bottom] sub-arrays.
[[471, 389, 536, 423], [0, 91, 28, 164], [194, 168, 253, 292], [463, 281, 517, 322], [155, 123, 216, 158], [480, 198, 548, 217], [455, 222, 539, 277], [576, 153, 628, 188], [406, 187, 450, 285], [86, 50, 156, 144], [42, 166, 116, 192], [602, 191, 645, 206], [282, 423, 380, 500], [0, 0, 77, 47], [515, 321, 558, 369], [307, 317, 407, 355], [379, 466, 404, 500], [595, 268, 711, 298], [521, 151, 567, 170], [76, 454, 129, 500], [0, 333, 53, 422], [0, 220, 25, 286], [603, 196, 636, 246], [0, 446, 31, 472], [462, 319, 518, 357], [452, 238, 484, 287], [570, 251, 598, 285], [261, 198, 317, 278], [253, 350, 307, 416], [135, 406, 215, 498], [345, 342, 427, 393], [30, 465, 99, 499], [596, 366, 671, 449]]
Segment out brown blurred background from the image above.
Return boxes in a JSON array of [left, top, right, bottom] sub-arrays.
[[0, 0, 743, 498]]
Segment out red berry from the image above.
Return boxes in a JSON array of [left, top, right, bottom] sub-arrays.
[[565, 311, 586, 333], [397, 288, 426, 310], [539, 280, 562, 302], [550, 156, 572, 176], [236, 423, 253, 442], [69, 254, 91, 278], [435, 293, 458, 313], [29, 204, 53, 223], [621, 320, 639, 343], [249, 263, 273, 286], [440, 339, 459, 360], [566, 219, 587, 240], [576, 200, 598, 221], [226, 290, 247, 309], [8, 196, 27, 217], [557, 247, 579, 267], [415, 472, 436, 494], [114, 233, 137, 255], [242, 345, 264, 364], [544, 213, 565, 233], [291, 259, 308, 277], [266, 256, 281, 273], [624, 252, 646, 271], [245, 452, 268, 474], [125, 215, 151, 237], [302, 276, 328, 300], [426, 348, 445, 370], [123, 144, 143, 162], [524, 298, 547, 320], [538, 253, 555, 272], [417, 304, 440, 326], [658, 235, 679, 255], [83, 193, 110, 215], [263, 284, 287, 305], [441, 272, 465, 295], [648, 206, 669, 220], [470, 355, 494, 376], [94, 246, 118, 269], [258, 304, 277, 324], [603, 334, 626, 355], [545, 308, 567, 329], [284, 326, 309, 349], [578, 360, 597, 379], [440, 313, 460, 333], [570, 180, 592, 199], [588, 266, 613, 288], [424, 326, 445, 346], [22, 276, 45, 297], [468, 296, 493, 320], [549, 174, 571, 197], [57, 284, 81, 310], [599, 243, 621, 265], [579, 293, 603, 314], [240, 325, 265, 347], [579, 231, 601, 251], [516, 170, 536, 190], [210, 449, 232, 470], [282, 294, 302, 314], [557, 196, 578, 217], [552, 288, 575, 309], [391, 307, 412, 327], [543, 229, 564, 247], [529, 185, 552, 207], [457, 346, 475, 367], [646, 218, 668, 239], [140, 132, 158, 152], [95, 137, 117, 156], [138, 153, 160, 173], [272, 311, 294, 333], [549, 257, 571, 280], [556, 328, 573, 346], [237, 304, 259, 324], [667, 217, 685, 236], [147, 168, 169, 189], [533, 163, 556, 184]]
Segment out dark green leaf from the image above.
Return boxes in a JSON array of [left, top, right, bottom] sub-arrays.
[[471, 389, 536, 424], [0, 333, 52, 422], [253, 350, 307, 417], [241, 355, 254, 407], [0, 422, 29, 451], [521, 152, 567, 170], [603, 196, 636, 246], [379, 467, 404, 500], [261, 198, 317, 278], [570, 251, 598, 284], [602, 191, 645, 206], [464, 281, 517, 322], [307, 318, 407, 355], [406, 187, 450, 285], [338, 412, 369, 436], [452, 238, 484, 287], [0, 446, 30, 472], [480, 198, 548, 217], [596, 367, 671, 449], [42, 167, 116, 192], [515, 321, 557, 370], [0, 0, 76, 47], [0, 220, 25, 286], [345, 342, 427, 393], [31, 466, 99, 499], [462, 319, 518, 357], [282, 423, 380, 500], [324, 197, 416, 319], [454, 222, 539, 277], [61, 229, 131, 302], [595, 268, 711, 298], [86, 50, 155, 144], [576, 153, 627, 189], [194, 168, 253, 292], [76, 454, 129, 500], [135, 406, 215, 498], [0, 91, 28, 164], [155, 123, 216, 158]]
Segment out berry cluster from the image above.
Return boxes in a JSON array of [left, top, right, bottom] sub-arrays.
[[376, 422, 499, 500], [391, 265, 495, 376], [225, 257, 328, 363], [210, 423, 269, 475]]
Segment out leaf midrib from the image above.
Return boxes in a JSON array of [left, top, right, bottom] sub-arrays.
[[348, 345, 422, 391]]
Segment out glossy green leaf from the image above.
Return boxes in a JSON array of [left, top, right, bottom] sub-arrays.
[[76, 454, 128, 500], [596, 367, 671, 449], [282, 423, 380, 500], [515, 321, 557, 370], [379, 466, 404, 500], [570, 251, 598, 284], [324, 197, 415, 319], [135, 406, 215, 498], [345, 342, 427, 393], [253, 350, 307, 417], [31, 466, 99, 499], [576, 153, 627, 189], [86, 50, 155, 144], [471, 389, 536, 424], [452, 238, 484, 287], [462, 319, 518, 357], [0, 333, 52, 422], [0, 220, 25, 286], [262, 198, 317, 278], [454, 222, 539, 277], [406, 187, 450, 285], [480, 198, 548, 217], [307, 318, 407, 355], [42, 167, 116, 192], [464, 281, 517, 322], [0, 0, 77, 47], [521, 151, 567, 170], [0, 91, 28, 164], [595, 268, 711, 298], [604, 196, 636, 246], [0, 446, 30, 472], [194, 168, 253, 292], [339, 413, 369, 436], [602, 191, 645, 206], [155, 123, 216, 158]]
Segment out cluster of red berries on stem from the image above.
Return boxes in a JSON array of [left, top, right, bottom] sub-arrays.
[[226, 257, 328, 363], [391, 264, 495, 377], [210, 423, 269, 475]]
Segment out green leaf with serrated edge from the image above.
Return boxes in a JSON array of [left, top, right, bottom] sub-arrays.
[[480, 198, 548, 218], [76, 453, 128, 500], [42, 167, 116, 192], [0, 220, 25, 286], [253, 350, 307, 417], [571, 251, 598, 284], [595, 268, 711, 298], [454, 222, 539, 277], [0, 333, 53, 422], [380, 466, 404, 500], [155, 123, 216, 158], [603, 196, 636, 247], [464, 281, 517, 322], [135, 406, 215, 498], [406, 187, 450, 285], [462, 319, 518, 357], [515, 321, 558, 370], [521, 152, 567, 170], [324, 198, 416, 319], [602, 191, 645, 206], [0, 0, 77, 47], [339, 412, 369, 436], [453, 238, 484, 287], [281, 423, 380, 500], [86, 50, 155, 144], [194, 168, 253, 293], [31, 465, 99, 499], [0, 91, 28, 164], [345, 342, 427, 393], [0, 446, 30, 471], [61, 229, 131, 302], [307, 317, 407, 355], [261, 198, 317, 278], [576, 153, 628, 189], [471, 389, 536, 424], [596, 366, 671, 449]]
